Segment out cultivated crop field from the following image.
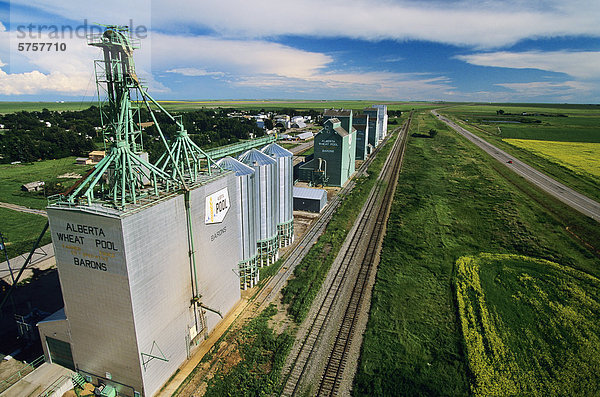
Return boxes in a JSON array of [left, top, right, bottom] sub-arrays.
[[456, 253, 600, 396], [504, 139, 600, 180], [0, 100, 444, 114], [355, 112, 600, 396], [439, 104, 600, 202], [0, 101, 96, 114], [153, 100, 443, 113]]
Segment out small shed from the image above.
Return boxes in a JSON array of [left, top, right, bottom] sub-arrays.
[[21, 181, 45, 192], [76, 157, 92, 165], [293, 186, 327, 213]]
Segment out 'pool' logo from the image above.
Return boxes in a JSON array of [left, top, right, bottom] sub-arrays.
[[205, 187, 230, 224]]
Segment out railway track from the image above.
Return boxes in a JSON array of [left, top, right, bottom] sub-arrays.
[[280, 114, 412, 396], [253, 125, 397, 312]]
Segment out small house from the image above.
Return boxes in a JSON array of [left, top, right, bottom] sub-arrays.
[[88, 150, 106, 163]]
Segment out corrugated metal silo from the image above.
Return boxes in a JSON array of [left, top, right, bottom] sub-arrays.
[[216, 157, 259, 289], [238, 149, 279, 266], [261, 143, 294, 247]]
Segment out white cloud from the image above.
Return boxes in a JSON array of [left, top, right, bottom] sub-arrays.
[[10, 0, 600, 48], [146, 0, 600, 48], [496, 80, 592, 97], [165, 68, 224, 77], [0, 21, 95, 95], [229, 71, 455, 100], [150, 33, 332, 79], [0, 22, 170, 96], [0, 68, 90, 95], [149, 33, 454, 99], [456, 51, 600, 79]]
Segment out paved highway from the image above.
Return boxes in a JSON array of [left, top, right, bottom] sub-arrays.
[[433, 111, 600, 222]]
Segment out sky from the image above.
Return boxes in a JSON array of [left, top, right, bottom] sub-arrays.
[[0, 0, 599, 103]]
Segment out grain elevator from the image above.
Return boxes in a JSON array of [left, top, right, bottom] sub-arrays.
[[37, 26, 244, 397]]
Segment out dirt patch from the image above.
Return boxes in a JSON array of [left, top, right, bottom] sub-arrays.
[[324, 186, 341, 201], [57, 173, 82, 179], [174, 329, 246, 396], [81, 383, 95, 396], [268, 298, 294, 335], [292, 212, 318, 242], [0, 358, 27, 382]]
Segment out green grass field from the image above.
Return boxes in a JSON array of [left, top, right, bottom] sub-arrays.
[[354, 112, 600, 396], [0, 158, 88, 259], [0, 100, 443, 114], [439, 105, 600, 202], [0, 157, 90, 210], [456, 253, 600, 396], [280, 142, 300, 150], [0, 207, 50, 260], [297, 146, 314, 156], [154, 100, 443, 113]]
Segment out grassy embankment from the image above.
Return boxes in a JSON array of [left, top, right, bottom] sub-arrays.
[[354, 111, 600, 396], [202, 304, 293, 396], [280, 142, 301, 150], [439, 104, 600, 202], [0, 158, 90, 259], [297, 146, 314, 157]]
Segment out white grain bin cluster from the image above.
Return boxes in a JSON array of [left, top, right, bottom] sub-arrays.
[[261, 143, 294, 247], [238, 148, 279, 266], [216, 157, 259, 289]]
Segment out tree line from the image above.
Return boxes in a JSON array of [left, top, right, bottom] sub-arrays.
[[0, 108, 99, 163], [0, 107, 265, 164]]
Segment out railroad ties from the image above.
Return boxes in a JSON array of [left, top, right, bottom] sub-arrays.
[[280, 115, 412, 396]]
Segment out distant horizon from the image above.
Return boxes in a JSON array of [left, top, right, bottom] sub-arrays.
[[0, 99, 598, 106]]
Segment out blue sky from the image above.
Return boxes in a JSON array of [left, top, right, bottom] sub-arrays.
[[0, 0, 599, 103]]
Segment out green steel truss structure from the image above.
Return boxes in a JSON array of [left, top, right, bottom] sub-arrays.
[[63, 26, 222, 209]]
